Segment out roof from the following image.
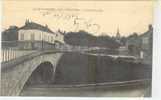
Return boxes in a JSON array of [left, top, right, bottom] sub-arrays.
[[140, 25, 153, 38], [140, 29, 152, 38], [19, 21, 55, 34]]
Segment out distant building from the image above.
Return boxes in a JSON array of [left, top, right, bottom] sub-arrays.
[[2, 20, 64, 50], [126, 24, 153, 64], [2, 26, 19, 48], [115, 28, 121, 43], [140, 24, 153, 52], [126, 32, 142, 57], [140, 24, 153, 64], [2, 26, 19, 41]]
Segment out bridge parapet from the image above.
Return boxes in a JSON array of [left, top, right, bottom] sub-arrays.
[[1, 48, 36, 63], [1, 51, 63, 96]]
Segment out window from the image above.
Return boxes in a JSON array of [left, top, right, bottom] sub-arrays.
[[51, 37, 53, 42], [143, 37, 149, 44], [31, 33, 35, 40], [48, 36, 50, 42], [44, 35, 47, 41], [39, 34, 41, 40], [20, 33, 24, 40], [56, 34, 58, 37]]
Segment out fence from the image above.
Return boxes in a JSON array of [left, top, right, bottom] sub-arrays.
[[1, 49, 36, 62]]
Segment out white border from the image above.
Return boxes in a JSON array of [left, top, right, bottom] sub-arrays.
[[0, 0, 161, 100], [152, 0, 161, 99]]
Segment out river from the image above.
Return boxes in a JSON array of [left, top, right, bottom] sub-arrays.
[[20, 52, 152, 97]]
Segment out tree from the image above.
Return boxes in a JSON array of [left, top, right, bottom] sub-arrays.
[[64, 30, 120, 49]]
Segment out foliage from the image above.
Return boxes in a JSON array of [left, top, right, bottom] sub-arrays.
[[64, 30, 120, 49]]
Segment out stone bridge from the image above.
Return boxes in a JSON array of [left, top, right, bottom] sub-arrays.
[[1, 51, 63, 96], [0, 50, 152, 96]]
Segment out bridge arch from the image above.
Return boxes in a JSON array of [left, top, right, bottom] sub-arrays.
[[1, 53, 63, 96], [23, 61, 55, 89]]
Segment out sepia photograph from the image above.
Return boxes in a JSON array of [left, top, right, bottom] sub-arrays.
[[1, 0, 154, 97]]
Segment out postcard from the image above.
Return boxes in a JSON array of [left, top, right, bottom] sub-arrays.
[[1, 0, 155, 98]]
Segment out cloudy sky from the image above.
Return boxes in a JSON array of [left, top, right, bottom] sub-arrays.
[[3, 0, 154, 36]]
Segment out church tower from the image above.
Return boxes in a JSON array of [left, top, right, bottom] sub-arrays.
[[116, 27, 121, 43], [116, 28, 121, 39]]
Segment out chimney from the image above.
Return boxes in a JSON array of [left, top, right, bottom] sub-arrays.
[[45, 24, 48, 28], [25, 19, 30, 25], [148, 24, 153, 31]]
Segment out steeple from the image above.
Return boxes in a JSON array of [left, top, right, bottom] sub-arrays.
[[116, 27, 120, 39]]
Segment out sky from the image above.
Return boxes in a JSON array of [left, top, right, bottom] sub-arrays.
[[2, 0, 154, 36]]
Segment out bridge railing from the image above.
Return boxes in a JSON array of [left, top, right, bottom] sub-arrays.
[[1, 48, 36, 63]]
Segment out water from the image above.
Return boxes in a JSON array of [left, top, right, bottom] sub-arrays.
[[21, 52, 152, 96], [54, 52, 151, 84]]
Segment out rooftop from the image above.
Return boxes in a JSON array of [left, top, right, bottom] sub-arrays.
[[19, 20, 55, 34]]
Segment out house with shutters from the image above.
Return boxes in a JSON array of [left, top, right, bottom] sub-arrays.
[[2, 20, 65, 50]]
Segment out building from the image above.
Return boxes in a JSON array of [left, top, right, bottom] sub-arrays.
[[126, 32, 142, 57], [115, 28, 121, 43], [2, 20, 65, 50], [140, 24, 153, 64], [140, 25, 153, 52], [2, 26, 19, 48], [126, 24, 153, 64]]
